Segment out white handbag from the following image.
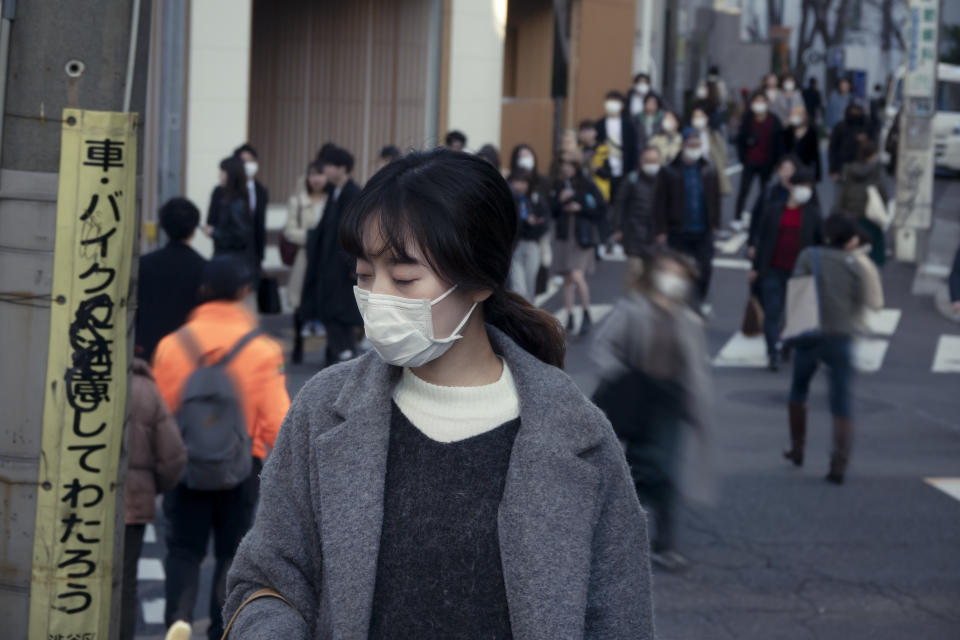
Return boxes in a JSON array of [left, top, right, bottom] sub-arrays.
[[782, 249, 822, 342], [865, 185, 889, 230]]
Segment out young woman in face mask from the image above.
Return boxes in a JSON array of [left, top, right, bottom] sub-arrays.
[[221, 149, 655, 640], [772, 74, 805, 123], [735, 92, 785, 230], [828, 103, 870, 181], [783, 105, 822, 182], [749, 166, 824, 370], [649, 111, 683, 165], [207, 156, 256, 269], [836, 139, 889, 266], [509, 143, 548, 200], [591, 246, 714, 572]]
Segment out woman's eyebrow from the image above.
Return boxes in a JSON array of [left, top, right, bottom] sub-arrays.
[[386, 255, 421, 266]]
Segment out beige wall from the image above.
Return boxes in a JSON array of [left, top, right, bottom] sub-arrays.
[[446, 0, 508, 151], [570, 0, 636, 127], [185, 0, 252, 258]]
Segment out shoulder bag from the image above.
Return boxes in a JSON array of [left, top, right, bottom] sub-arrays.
[[221, 588, 304, 639], [781, 248, 822, 343]]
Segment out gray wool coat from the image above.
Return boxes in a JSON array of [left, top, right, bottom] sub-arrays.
[[223, 326, 656, 639]]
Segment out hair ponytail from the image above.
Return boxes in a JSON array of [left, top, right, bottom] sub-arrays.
[[485, 289, 565, 369]]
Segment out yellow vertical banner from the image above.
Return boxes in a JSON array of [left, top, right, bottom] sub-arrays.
[[29, 109, 138, 640]]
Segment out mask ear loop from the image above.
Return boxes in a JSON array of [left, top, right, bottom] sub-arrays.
[[430, 284, 459, 306], [434, 301, 478, 344]]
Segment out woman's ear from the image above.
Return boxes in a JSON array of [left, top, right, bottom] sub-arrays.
[[472, 289, 494, 303]]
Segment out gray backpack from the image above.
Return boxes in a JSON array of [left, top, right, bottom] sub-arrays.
[[175, 328, 260, 490]]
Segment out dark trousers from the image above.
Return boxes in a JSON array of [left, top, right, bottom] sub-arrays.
[[292, 307, 304, 363], [735, 163, 773, 219], [789, 336, 854, 419], [668, 231, 714, 301], [760, 269, 791, 357], [120, 523, 146, 640], [163, 459, 261, 640], [624, 415, 683, 553], [323, 320, 356, 366]]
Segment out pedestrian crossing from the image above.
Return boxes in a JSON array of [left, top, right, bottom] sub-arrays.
[[552, 304, 614, 334], [932, 335, 960, 373], [925, 478, 960, 503]]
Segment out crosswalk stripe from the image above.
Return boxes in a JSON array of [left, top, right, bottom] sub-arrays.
[[712, 257, 752, 270], [714, 231, 748, 255], [925, 477, 960, 503], [137, 557, 165, 581], [552, 304, 614, 332], [142, 598, 165, 625], [144, 523, 156, 544], [712, 331, 891, 373], [932, 335, 960, 372], [863, 308, 901, 336]]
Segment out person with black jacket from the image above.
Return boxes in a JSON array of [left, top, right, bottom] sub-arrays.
[[611, 146, 663, 272], [135, 198, 207, 362], [950, 246, 960, 315], [206, 156, 258, 272], [507, 170, 549, 302], [207, 144, 268, 271], [749, 167, 823, 370], [301, 145, 363, 366], [596, 90, 639, 200], [747, 155, 800, 257], [657, 129, 721, 307], [829, 103, 870, 180], [735, 91, 785, 230], [783, 105, 821, 182], [553, 153, 606, 336]]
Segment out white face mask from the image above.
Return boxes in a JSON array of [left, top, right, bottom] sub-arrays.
[[692, 116, 708, 130], [244, 161, 259, 178], [683, 147, 702, 162], [789, 114, 804, 127], [695, 87, 708, 99], [752, 102, 768, 115], [604, 99, 623, 116], [783, 80, 796, 92], [635, 82, 650, 96], [516, 155, 535, 171], [791, 185, 813, 205], [641, 163, 660, 176], [765, 88, 778, 101], [353, 285, 477, 368], [653, 272, 689, 300], [661, 119, 677, 133]]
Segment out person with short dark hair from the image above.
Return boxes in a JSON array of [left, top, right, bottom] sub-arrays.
[[750, 166, 823, 370], [783, 212, 866, 485], [635, 94, 664, 156], [735, 91, 785, 230], [377, 145, 401, 172], [476, 144, 501, 171], [611, 146, 663, 271], [577, 119, 599, 168], [826, 77, 853, 131], [135, 198, 207, 362], [153, 255, 289, 640], [803, 77, 824, 125], [829, 103, 871, 180], [835, 138, 888, 265], [595, 90, 639, 202], [444, 129, 467, 151], [301, 144, 363, 365]]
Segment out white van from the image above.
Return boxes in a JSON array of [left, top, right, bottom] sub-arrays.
[[881, 63, 960, 171]]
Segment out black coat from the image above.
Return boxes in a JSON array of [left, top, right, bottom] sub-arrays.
[[752, 197, 823, 276], [207, 181, 268, 264], [656, 156, 720, 235], [552, 177, 607, 247], [783, 126, 822, 181], [951, 247, 960, 304], [736, 112, 785, 168], [135, 242, 207, 361], [516, 193, 550, 241], [748, 181, 789, 249], [612, 170, 661, 255], [301, 180, 363, 325], [828, 119, 868, 176], [596, 115, 639, 176]]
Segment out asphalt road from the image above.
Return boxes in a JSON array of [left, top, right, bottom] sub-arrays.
[[134, 167, 960, 639]]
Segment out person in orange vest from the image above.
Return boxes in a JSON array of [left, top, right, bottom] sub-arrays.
[[152, 255, 290, 640]]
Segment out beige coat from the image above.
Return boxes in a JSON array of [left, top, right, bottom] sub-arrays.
[[126, 359, 186, 524], [649, 132, 682, 166], [704, 129, 732, 195], [283, 190, 326, 309]]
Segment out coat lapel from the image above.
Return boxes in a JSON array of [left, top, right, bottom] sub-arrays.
[[314, 353, 397, 638], [491, 330, 606, 639]]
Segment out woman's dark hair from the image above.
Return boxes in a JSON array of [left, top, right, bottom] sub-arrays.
[[477, 144, 501, 169], [159, 197, 200, 241], [633, 72, 650, 83], [509, 143, 537, 174], [856, 138, 878, 162], [340, 149, 566, 368], [643, 93, 662, 110], [823, 213, 861, 248], [605, 90, 625, 102], [506, 169, 534, 192], [234, 142, 258, 159], [305, 159, 325, 194], [219, 156, 248, 205]]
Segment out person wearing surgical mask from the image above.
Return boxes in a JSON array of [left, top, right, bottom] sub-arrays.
[[763, 73, 781, 107], [508, 143, 548, 202], [689, 106, 731, 195], [783, 105, 822, 182], [735, 91, 785, 232], [206, 143, 269, 273], [657, 129, 722, 312], [596, 90, 638, 202], [649, 110, 682, 165], [610, 146, 665, 271], [749, 166, 823, 370], [222, 149, 657, 638], [772, 74, 805, 123], [591, 246, 714, 572], [636, 94, 664, 151], [828, 103, 870, 180], [627, 72, 656, 118]]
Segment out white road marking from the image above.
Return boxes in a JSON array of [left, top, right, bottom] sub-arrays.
[[534, 278, 561, 308], [597, 244, 627, 261], [713, 331, 890, 372], [142, 598, 165, 625], [925, 477, 960, 503], [144, 523, 156, 544], [715, 231, 748, 255], [863, 308, 901, 336], [918, 263, 951, 278], [712, 257, 752, 270], [137, 558, 165, 581], [553, 304, 614, 332], [725, 163, 743, 176], [932, 335, 960, 372]]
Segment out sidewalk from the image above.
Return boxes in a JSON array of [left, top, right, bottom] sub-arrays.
[[923, 176, 960, 321]]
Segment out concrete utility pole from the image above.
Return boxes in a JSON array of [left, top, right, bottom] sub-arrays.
[[893, 0, 940, 262], [0, 1, 148, 637]]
